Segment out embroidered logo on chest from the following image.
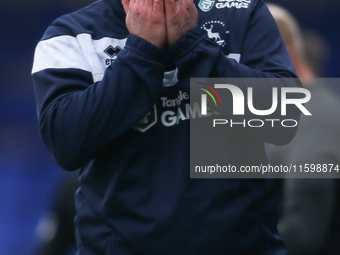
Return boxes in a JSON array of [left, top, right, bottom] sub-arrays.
[[200, 21, 229, 47], [215, 0, 250, 9], [198, 0, 216, 12], [104, 45, 123, 65]]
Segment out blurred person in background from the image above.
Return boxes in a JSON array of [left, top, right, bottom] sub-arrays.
[[0, 1, 95, 254], [267, 3, 340, 255], [33, 174, 79, 255]]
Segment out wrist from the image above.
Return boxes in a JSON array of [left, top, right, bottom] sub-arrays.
[[125, 34, 165, 62]]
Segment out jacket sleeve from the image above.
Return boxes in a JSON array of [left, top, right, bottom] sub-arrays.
[[32, 30, 165, 170], [171, 0, 302, 145]]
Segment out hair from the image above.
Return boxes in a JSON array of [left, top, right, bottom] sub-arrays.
[[267, 3, 329, 77], [267, 3, 305, 58], [302, 29, 329, 76]]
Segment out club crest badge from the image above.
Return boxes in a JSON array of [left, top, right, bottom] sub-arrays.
[[201, 21, 228, 47], [198, 0, 215, 12]]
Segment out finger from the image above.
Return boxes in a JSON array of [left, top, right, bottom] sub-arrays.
[[153, 0, 164, 13], [129, 0, 141, 16], [131, 0, 139, 8], [164, 0, 176, 14], [145, 0, 153, 9], [121, 0, 130, 13]]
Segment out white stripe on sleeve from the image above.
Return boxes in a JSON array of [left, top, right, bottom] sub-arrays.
[[32, 35, 92, 74]]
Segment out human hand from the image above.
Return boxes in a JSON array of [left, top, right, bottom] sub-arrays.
[[122, 0, 167, 48], [164, 0, 198, 45]]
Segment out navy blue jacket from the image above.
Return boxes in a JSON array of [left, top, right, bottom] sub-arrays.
[[32, 0, 299, 254]]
